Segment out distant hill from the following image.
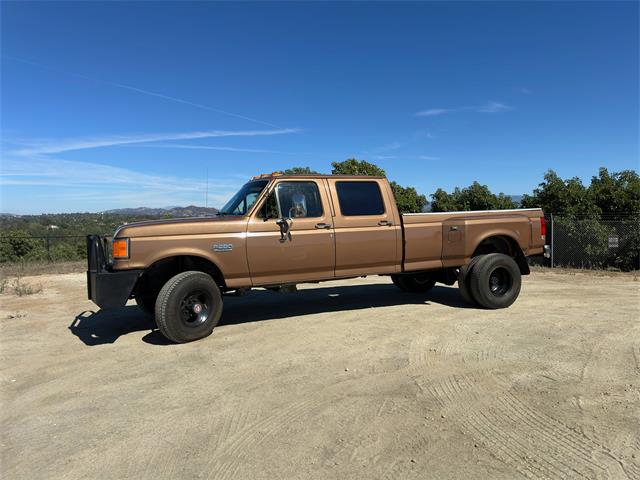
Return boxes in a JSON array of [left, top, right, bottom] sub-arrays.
[[0, 206, 221, 243], [103, 205, 219, 216]]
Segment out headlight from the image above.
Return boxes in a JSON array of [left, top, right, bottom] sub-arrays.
[[112, 238, 130, 259]]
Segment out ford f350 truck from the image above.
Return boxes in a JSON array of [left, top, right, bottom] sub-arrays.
[[87, 174, 549, 343]]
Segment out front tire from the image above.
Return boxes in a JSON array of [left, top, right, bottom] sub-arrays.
[[469, 254, 521, 309], [391, 273, 436, 293], [155, 271, 223, 343]]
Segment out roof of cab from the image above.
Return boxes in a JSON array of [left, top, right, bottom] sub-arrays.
[[251, 173, 387, 181]]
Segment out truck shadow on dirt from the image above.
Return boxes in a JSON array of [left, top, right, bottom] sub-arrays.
[[220, 283, 473, 325], [70, 309, 156, 346], [71, 283, 472, 346]]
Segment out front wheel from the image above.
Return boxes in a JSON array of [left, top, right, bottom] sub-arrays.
[[469, 254, 521, 309], [391, 273, 436, 293], [155, 271, 223, 343]]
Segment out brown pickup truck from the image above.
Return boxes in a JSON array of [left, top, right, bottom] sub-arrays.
[[87, 174, 549, 343]]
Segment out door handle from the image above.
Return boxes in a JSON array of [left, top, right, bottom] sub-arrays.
[[378, 220, 393, 226], [450, 226, 459, 231], [315, 223, 332, 229]]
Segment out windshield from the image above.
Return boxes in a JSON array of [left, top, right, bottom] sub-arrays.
[[218, 180, 269, 216]]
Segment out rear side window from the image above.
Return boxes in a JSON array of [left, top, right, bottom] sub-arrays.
[[336, 181, 385, 216]]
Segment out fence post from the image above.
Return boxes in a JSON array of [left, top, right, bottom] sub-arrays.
[[550, 213, 554, 268], [46, 235, 51, 262]]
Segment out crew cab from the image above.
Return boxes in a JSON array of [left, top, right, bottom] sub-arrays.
[[87, 174, 549, 343]]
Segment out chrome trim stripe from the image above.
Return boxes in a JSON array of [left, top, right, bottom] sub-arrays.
[[403, 208, 542, 216]]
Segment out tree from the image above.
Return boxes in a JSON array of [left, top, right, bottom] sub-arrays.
[[551, 217, 610, 269], [588, 167, 640, 216], [520, 170, 599, 217], [331, 159, 426, 213], [520, 168, 639, 271], [430, 182, 517, 212], [331, 159, 386, 176], [390, 182, 428, 214], [0, 230, 46, 262], [282, 166, 321, 175]]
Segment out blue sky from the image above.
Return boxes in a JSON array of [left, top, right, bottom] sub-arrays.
[[1, 1, 638, 214]]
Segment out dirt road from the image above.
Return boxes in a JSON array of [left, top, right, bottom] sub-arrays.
[[1, 270, 639, 479]]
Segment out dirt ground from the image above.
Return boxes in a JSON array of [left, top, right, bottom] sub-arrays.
[[1, 270, 639, 479]]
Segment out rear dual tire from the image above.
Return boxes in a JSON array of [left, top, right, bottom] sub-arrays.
[[458, 253, 521, 309], [457, 256, 482, 305]]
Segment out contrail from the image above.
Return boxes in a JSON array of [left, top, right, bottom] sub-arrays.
[[3, 55, 280, 128]]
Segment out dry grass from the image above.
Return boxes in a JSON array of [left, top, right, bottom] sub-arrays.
[[0, 261, 85, 280], [12, 278, 43, 296], [529, 265, 638, 278], [3, 277, 43, 296]]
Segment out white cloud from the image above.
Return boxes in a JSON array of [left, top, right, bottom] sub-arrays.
[[477, 101, 513, 113], [415, 102, 513, 117], [0, 157, 244, 212], [127, 143, 308, 155], [9, 128, 301, 156], [6, 55, 281, 128], [378, 141, 403, 151], [416, 108, 450, 117], [418, 155, 440, 160]]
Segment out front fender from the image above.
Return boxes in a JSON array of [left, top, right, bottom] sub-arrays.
[[116, 233, 250, 286]]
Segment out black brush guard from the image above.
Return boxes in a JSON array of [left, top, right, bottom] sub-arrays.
[[86, 235, 143, 309]]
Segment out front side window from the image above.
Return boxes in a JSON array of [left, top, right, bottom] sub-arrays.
[[336, 181, 385, 216], [276, 181, 323, 218], [218, 180, 269, 216]]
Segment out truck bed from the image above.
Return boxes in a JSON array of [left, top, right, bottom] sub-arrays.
[[401, 208, 545, 271]]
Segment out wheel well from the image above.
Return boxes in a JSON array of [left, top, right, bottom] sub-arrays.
[[133, 255, 226, 297], [472, 235, 530, 275]]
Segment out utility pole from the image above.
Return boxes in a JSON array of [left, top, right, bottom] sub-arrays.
[[550, 213, 554, 268], [205, 168, 209, 208], [46, 225, 59, 262]]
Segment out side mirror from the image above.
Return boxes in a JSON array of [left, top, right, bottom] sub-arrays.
[[276, 217, 292, 243]]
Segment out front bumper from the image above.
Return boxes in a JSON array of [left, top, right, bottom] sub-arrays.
[[86, 235, 143, 309]]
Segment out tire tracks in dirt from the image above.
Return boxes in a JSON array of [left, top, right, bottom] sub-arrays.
[[408, 333, 636, 480], [200, 323, 635, 480], [204, 397, 333, 480]]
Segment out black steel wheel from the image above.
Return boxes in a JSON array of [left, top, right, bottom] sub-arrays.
[[469, 253, 521, 309], [155, 271, 223, 343], [179, 290, 212, 327]]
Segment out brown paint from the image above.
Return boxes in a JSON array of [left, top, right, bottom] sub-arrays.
[[111, 175, 545, 288]]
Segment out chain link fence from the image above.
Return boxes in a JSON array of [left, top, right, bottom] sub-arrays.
[[0, 235, 94, 263], [531, 213, 640, 271], [2, 215, 639, 271]]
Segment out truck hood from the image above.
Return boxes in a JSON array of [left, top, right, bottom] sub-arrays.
[[115, 215, 247, 238]]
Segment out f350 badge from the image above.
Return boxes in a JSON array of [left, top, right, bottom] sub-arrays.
[[213, 243, 233, 252]]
